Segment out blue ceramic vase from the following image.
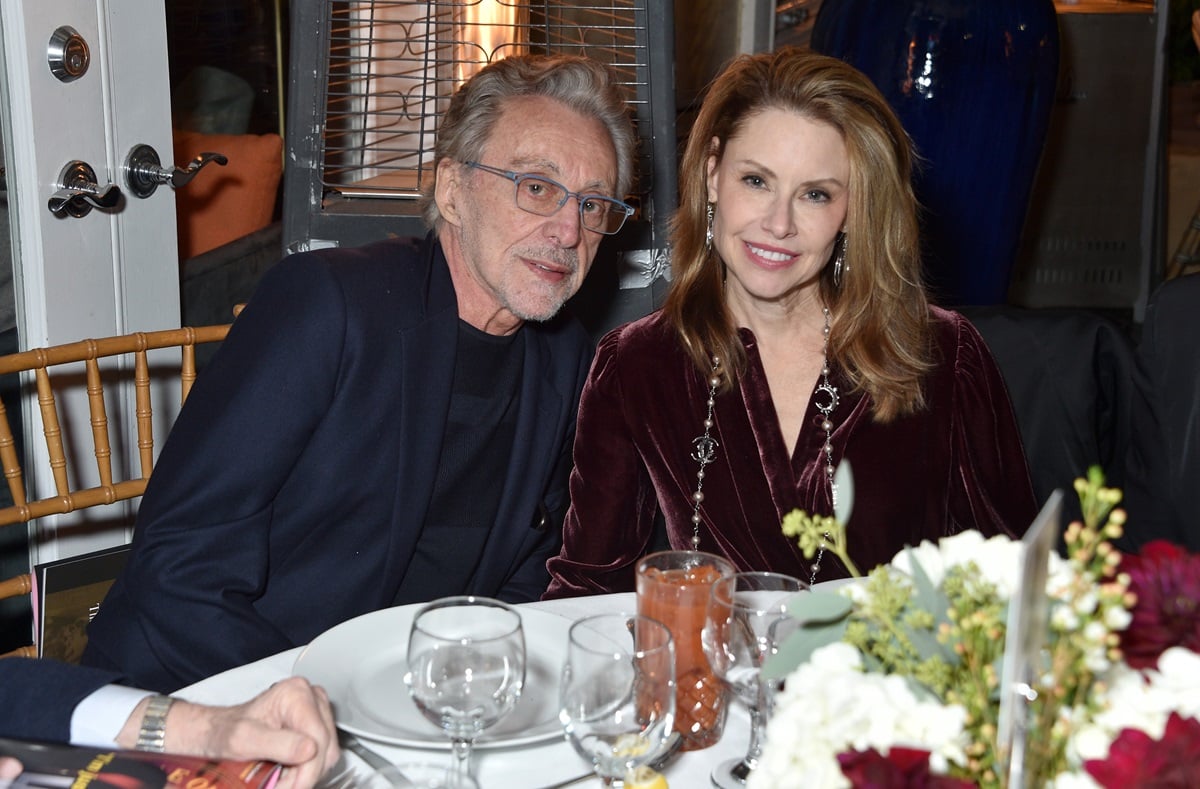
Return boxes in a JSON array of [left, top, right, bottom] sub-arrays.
[[810, 0, 1060, 306]]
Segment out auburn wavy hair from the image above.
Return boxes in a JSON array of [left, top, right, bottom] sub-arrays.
[[664, 47, 932, 422]]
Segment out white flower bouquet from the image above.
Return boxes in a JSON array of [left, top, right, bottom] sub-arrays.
[[755, 469, 1200, 788]]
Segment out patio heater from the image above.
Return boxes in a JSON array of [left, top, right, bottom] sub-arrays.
[[282, 0, 677, 336]]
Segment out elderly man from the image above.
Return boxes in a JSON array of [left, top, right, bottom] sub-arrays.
[[83, 54, 637, 692]]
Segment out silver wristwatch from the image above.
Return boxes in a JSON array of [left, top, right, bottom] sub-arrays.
[[135, 694, 174, 752]]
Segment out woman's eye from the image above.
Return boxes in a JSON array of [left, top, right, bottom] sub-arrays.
[[742, 175, 765, 189], [806, 189, 831, 203]]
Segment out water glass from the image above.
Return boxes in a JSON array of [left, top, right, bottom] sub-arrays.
[[559, 613, 675, 787], [702, 572, 807, 788], [405, 596, 525, 788]]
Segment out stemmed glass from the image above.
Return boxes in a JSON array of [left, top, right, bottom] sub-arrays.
[[702, 572, 807, 789], [559, 613, 676, 787], [404, 596, 525, 789]]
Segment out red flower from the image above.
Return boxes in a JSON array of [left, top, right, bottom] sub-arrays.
[[1085, 712, 1200, 788], [838, 748, 975, 788], [1118, 541, 1200, 669]]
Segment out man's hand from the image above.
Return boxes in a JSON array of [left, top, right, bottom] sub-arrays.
[[0, 756, 22, 783], [119, 677, 340, 789]]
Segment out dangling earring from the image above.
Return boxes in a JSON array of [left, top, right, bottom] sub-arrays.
[[705, 202, 715, 253], [833, 232, 848, 287]]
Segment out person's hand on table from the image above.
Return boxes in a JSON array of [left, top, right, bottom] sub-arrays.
[[117, 676, 341, 789], [0, 756, 21, 783]]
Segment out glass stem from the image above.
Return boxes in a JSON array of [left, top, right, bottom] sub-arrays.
[[449, 738, 472, 787], [743, 681, 773, 771]]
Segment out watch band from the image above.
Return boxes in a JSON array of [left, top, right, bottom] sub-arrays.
[[135, 694, 174, 752]]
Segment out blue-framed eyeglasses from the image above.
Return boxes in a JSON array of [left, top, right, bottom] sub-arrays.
[[463, 161, 634, 235]]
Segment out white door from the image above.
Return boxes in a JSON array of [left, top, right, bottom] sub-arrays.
[[0, 0, 179, 562]]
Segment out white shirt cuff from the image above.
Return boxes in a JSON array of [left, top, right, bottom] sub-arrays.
[[70, 685, 156, 748]]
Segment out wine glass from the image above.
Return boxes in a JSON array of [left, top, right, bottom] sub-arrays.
[[404, 596, 525, 789], [559, 613, 676, 787], [702, 572, 807, 789]]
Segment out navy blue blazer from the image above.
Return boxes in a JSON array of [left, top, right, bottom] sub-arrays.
[[0, 659, 122, 742], [82, 236, 593, 692]]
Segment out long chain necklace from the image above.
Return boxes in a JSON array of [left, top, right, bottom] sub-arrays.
[[689, 359, 721, 549], [688, 308, 839, 588], [811, 307, 839, 585]]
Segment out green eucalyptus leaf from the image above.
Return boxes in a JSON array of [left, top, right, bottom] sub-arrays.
[[781, 590, 853, 624], [901, 674, 942, 704], [762, 618, 849, 682], [898, 550, 959, 664]]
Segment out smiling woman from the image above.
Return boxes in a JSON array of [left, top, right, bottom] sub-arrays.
[[703, 107, 849, 456], [544, 47, 1037, 616]]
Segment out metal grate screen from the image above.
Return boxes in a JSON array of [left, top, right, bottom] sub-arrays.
[[319, 0, 651, 202]]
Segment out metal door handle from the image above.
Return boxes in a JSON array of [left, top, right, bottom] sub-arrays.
[[48, 160, 122, 217], [124, 143, 227, 198]]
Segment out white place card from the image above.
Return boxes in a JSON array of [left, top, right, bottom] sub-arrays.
[[996, 488, 1064, 787]]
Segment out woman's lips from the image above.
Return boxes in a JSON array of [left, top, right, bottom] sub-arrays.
[[744, 241, 797, 269]]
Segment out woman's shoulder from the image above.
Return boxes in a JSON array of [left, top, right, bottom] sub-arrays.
[[590, 311, 686, 378], [927, 305, 989, 357], [596, 310, 677, 355], [923, 305, 1010, 401]]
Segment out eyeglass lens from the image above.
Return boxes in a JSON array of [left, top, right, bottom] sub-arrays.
[[514, 176, 628, 234]]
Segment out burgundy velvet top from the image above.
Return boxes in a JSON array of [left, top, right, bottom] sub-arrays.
[[544, 307, 1038, 598]]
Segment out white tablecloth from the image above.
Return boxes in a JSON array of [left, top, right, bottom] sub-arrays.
[[177, 593, 750, 788]]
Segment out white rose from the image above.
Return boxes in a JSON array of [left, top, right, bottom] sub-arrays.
[[1050, 771, 1103, 789], [1068, 722, 1116, 763], [1152, 647, 1200, 718], [891, 539, 951, 586]]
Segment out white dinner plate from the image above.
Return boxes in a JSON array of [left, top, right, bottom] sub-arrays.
[[293, 604, 572, 750]]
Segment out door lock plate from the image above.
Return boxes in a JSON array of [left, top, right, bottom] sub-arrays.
[[48, 26, 90, 82]]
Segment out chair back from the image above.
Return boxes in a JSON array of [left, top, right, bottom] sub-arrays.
[[0, 323, 232, 659], [961, 305, 1135, 527], [1122, 273, 1200, 552]]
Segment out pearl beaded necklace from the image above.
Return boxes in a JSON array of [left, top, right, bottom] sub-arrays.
[[688, 308, 838, 587]]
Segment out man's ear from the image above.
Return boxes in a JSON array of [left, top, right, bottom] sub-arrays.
[[434, 158, 464, 226]]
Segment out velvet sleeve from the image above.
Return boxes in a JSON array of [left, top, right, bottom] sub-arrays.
[[544, 329, 660, 598], [944, 313, 1038, 538]]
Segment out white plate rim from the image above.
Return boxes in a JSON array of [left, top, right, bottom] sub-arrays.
[[292, 604, 572, 750]]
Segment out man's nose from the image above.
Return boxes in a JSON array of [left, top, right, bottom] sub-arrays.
[[545, 198, 584, 247]]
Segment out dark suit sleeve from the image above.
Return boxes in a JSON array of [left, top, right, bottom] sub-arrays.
[[82, 254, 349, 692], [962, 305, 1135, 527], [1122, 274, 1200, 552], [0, 659, 123, 742]]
